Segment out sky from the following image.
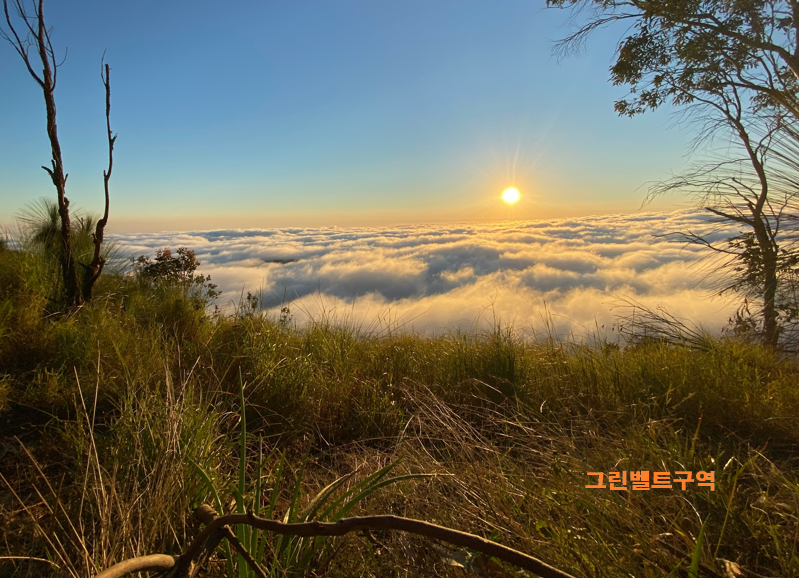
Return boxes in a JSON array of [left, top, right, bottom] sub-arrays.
[[0, 0, 698, 232]]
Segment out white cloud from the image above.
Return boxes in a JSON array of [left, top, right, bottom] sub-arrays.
[[112, 209, 742, 339]]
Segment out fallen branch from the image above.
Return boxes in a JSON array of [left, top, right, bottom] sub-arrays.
[[93, 554, 176, 577], [94, 504, 576, 578]]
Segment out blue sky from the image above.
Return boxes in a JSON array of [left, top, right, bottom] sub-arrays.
[[0, 0, 696, 232]]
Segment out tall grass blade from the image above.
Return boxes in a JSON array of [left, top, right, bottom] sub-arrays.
[[237, 367, 248, 578], [688, 517, 708, 578], [334, 474, 437, 521]]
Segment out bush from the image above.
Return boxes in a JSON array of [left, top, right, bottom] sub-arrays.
[[134, 247, 220, 307]]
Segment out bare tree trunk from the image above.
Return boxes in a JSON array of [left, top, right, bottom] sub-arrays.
[[733, 117, 782, 347], [82, 62, 115, 301], [33, 0, 80, 306], [753, 216, 781, 347], [3, 0, 80, 305]]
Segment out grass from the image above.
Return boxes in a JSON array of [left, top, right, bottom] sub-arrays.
[[0, 238, 798, 577]]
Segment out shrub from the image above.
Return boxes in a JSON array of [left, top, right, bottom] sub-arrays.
[[134, 247, 220, 307]]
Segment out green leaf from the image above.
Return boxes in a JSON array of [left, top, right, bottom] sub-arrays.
[[688, 517, 708, 578], [317, 459, 400, 521], [300, 471, 357, 522], [333, 474, 436, 521]]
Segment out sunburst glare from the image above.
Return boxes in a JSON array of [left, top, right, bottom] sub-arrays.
[[502, 187, 520, 204]]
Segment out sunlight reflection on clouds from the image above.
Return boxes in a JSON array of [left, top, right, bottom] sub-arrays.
[[113, 210, 740, 339]]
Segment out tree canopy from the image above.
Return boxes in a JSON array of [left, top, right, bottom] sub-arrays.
[[550, 0, 799, 119], [550, 0, 799, 347]]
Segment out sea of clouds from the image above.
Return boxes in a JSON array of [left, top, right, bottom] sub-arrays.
[[112, 210, 741, 340]]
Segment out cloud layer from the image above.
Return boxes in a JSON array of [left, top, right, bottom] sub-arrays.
[[112, 210, 740, 339]]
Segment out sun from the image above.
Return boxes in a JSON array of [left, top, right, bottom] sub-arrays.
[[502, 187, 520, 204]]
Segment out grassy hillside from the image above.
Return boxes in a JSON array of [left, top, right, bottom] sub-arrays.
[[0, 242, 797, 577]]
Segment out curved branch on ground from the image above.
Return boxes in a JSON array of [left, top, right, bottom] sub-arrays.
[[94, 504, 576, 578]]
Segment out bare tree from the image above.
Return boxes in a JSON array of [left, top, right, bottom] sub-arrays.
[[1, 0, 114, 306], [82, 60, 115, 301]]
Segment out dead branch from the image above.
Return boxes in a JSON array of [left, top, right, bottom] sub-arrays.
[[81, 59, 114, 300], [92, 554, 176, 577], [93, 504, 576, 578]]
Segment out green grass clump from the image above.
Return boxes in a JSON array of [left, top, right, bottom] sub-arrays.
[[0, 242, 797, 578]]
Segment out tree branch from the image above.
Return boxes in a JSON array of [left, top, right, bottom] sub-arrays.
[[94, 504, 576, 578], [81, 58, 114, 300], [1, 0, 44, 86]]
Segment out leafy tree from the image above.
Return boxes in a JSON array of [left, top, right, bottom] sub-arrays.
[[550, 0, 799, 118], [1, 0, 115, 305], [549, 0, 799, 347]]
